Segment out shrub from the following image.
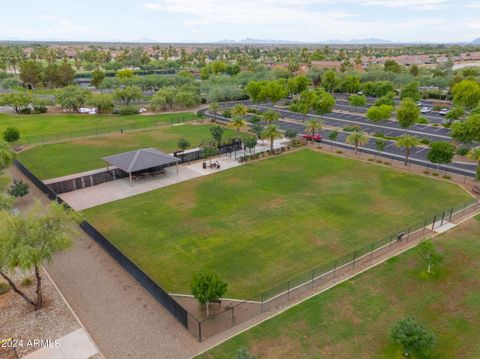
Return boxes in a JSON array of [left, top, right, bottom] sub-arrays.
[[336, 150, 343, 154], [420, 138, 430, 145], [432, 172, 439, 176], [376, 160, 383, 163], [223, 110, 231, 118], [416, 116, 429, 124], [33, 106, 48, 114], [343, 125, 361, 132], [368, 158, 374, 161], [456, 147, 469, 156], [3, 127, 20, 143], [432, 123, 439, 127], [21, 277, 33, 286], [443, 175, 451, 179], [118, 106, 139, 116], [0, 282, 10, 295], [423, 171, 431, 175], [384, 161, 391, 165], [19, 107, 32, 114]]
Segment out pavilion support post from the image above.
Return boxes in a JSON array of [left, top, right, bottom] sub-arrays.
[[129, 172, 132, 187], [176, 162, 179, 175]]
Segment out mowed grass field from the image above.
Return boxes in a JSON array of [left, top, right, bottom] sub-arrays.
[[0, 112, 196, 143], [18, 124, 241, 179], [85, 149, 472, 298], [199, 215, 480, 359]]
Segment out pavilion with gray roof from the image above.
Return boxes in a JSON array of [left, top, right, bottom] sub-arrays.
[[103, 148, 180, 185]]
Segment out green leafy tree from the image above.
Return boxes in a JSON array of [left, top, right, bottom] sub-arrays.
[[8, 179, 28, 200], [328, 130, 339, 150], [3, 127, 20, 144], [56, 61, 76, 87], [427, 141, 455, 174], [91, 69, 106, 91], [208, 102, 220, 121], [202, 146, 219, 166], [397, 98, 420, 133], [191, 272, 227, 316], [209, 125, 225, 147], [417, 240, 442, 275], [451, 114, 480, 143], [285, 129, 298, 140], [177, 138, 190, 154], [374, 92, 396, 107], [390, 317, 435, 357], [113, 85, 142, 106], [452, 80, 480, 109], [174, 91, 201, 109], [262, 80, 287, 104], [396, 135, 420, 165], [348, 94, 367, 107], [87, 94, 114, 114], [321, 70, 338, 92], [313, 89, 335, 115], [263, 110, 280, 124], [0, 93, 32, 114], [0, 201, 83, 310], [367, 105, 393, 133], [346, 130, 368, 154], [116, 68, 134, 79], [251, 123, 264, 140], [19, 60, 42, 88], [466, 147, 480, 181], [445, 106, 464, 124], [410, 64, 420, 77], [401, 81, 421, 101], [375, 139, 386, 159], [384, 60, 402, 73], [244, 136, 257, 154], [246, 81, 265, 108], [262, 124, 282, 152], [56, 85, 91, 113]]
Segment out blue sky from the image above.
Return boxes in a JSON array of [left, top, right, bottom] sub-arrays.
[[2, 0, 479, 43]]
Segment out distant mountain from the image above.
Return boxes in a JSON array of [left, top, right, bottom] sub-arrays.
[[472, 37, 480, 44], [216, 38, 301, 44], [321, 38, 393, 44]]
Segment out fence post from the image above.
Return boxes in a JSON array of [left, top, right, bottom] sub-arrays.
[[440, 211, 445, 227], [311, 269, 315, 288], [431, 216, 436, 230], [261, 292, 264, 312], [287, 281, 290, 300], [423, 219, 427, 234], [352, 251, 357, 269], [389, 235, 393, 249], [198, 320, 202, 342], [406, 227, 411, 241], [370, 243, 374, 260], [448, 208, 453, 222]]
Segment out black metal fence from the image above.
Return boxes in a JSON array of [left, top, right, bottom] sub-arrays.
[[13, 159, 189, 330]]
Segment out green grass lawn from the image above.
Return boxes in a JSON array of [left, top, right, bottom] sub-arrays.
[[85, 149, 472, 298], [199, 215, 480, 359], [18, 124, 241, 179], [0, 112, 196, 143]]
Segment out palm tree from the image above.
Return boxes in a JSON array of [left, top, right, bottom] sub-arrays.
[[231, 104, 248, 118], [467, 146, 480, 181], [396, 135, 421, 165], [229, 116, 247, 133], [263, 110, 280, 124], [208, 102, 220, 121], [305, 119, 322, 144], [261, 124, 282, 152], [346, 130, 368, 154]]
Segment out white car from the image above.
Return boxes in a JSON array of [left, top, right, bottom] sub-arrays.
[[420, 107, 432, 114], [438, 108, 449, 116]]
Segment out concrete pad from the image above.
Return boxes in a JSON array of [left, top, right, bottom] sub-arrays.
[[432, 221, 456, 233], [23, 329, 99, 359]]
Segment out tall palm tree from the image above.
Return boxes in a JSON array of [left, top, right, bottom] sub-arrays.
[[231, 104, 248, 118], [229, 116, 247, 133], [261, 124, 282, 152], [346, 130, 368, 154], [396, 135, 420, 165], [263, 110, 280, 124], [467, 146, 480, 181], [208, 102, 220, 121], [305, 119, 322, 144]]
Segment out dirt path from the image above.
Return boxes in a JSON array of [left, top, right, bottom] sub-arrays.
[[8, 166, 202, 359]]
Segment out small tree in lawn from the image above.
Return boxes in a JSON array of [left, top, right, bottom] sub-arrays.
[[375, 139, 386, 160], [3, 127, 20, 144], [390, 317, 435, 357], [417, 240, 442, 275], [9, 179, 29, 201], [0, 201, 83, 310], [202, 146, 218, 166], [427, 141, 455, 175], [396, 135, 420, 165], [397, 98, 420, 134], [328, 131, 339, 151], [177, 138, 190, 155], [191, 272, 227, 316], [209, 125, 225, 147]]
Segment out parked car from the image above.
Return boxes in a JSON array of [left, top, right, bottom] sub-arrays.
[[420, 106, 432, 114], [438, 108, 449, 116], [302, 134, 322, 142]]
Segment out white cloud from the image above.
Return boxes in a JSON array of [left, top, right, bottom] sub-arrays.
[[351, 0, 452, 10]]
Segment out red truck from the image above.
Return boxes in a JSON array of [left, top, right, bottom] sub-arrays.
[[301, 134, 322, 142]]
